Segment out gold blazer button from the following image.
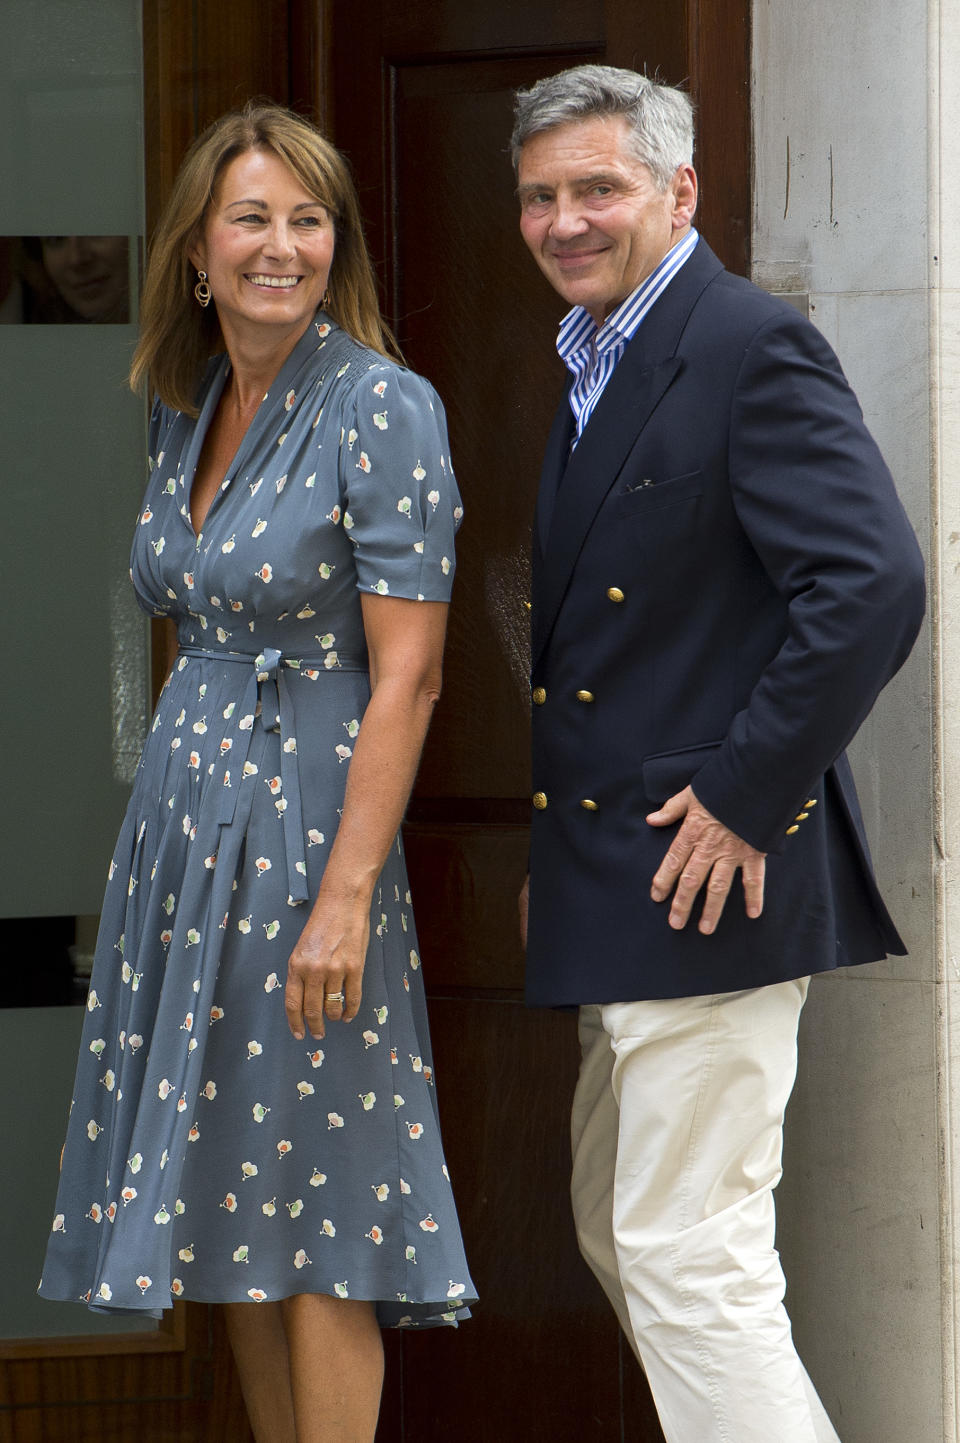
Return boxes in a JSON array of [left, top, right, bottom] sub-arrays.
[[606, 587, 625, 603], [785, 824, 799, 835], [575, 690, 595, 703], [532, 687, 547, 705], [580, 798, 599, 811], [532, 791, 548, 810]]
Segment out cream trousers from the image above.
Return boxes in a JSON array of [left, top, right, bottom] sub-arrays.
[[571, 978, 842, 1443]]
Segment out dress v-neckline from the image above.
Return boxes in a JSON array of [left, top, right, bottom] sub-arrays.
[[181, 312, 334, 542]]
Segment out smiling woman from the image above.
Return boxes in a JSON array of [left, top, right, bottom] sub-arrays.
[[188, 151, 335, 360], [129, 102, 401, 418], [184, 150, 339, 534], [39, 101, 476, 1443]]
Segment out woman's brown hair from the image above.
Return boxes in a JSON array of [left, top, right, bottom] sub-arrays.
[[130, 102, 399, 415]]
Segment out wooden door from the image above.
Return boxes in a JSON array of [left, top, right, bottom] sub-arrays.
[[1, 4, 748, 1439], [317, 2, 750, 1439]]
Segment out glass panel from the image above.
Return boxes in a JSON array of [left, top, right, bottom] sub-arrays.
[[0, 1, 143, 236], [0, 0, 148, 922], [0, 327, 149, 918], [0, 0, 155, 1340], [0, 1008, 155, 1338]]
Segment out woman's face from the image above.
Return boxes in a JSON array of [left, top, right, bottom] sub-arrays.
[[40, 235, 129, 321], [189, 148, 335, 350]]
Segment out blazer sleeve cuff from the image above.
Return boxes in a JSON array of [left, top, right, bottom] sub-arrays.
[[690, 752, 814, 856]]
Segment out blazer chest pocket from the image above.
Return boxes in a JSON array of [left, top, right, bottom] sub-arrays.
[[610, 468, 703, 520], [641, 739, 724, 806]]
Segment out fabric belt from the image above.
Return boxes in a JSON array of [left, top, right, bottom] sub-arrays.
[[176, 644, 365, 905]]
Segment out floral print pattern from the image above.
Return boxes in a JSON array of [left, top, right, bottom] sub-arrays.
[[39, 317, 475, 1327]]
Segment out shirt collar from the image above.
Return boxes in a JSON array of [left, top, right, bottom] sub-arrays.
[[556, 228, 699, 362]]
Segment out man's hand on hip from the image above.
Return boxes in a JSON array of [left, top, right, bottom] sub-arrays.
[[647, 786, 766, 934]]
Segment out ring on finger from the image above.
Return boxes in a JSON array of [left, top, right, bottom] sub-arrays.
[[325, 991, 345, 1004]]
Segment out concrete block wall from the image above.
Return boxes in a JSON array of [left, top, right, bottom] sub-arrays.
[[751, 2, 951, 1439]]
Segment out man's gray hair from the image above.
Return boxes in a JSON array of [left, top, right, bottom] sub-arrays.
[[511, 65, 694, 190]]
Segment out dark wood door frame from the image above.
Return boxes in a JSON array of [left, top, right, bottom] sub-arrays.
[[3, 4, 750, 1438]]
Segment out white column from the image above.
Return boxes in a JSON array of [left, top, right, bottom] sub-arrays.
[[751, 3, 950, 1440], [932, 0, 960, 1435]]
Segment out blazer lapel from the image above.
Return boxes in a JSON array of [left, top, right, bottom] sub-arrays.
[[531, 240, 724, 672], [534, 396, 575, 556]]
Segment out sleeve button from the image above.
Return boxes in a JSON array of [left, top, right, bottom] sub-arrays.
[[606, 587, 625, 603], [575, 690, 595, 703], [580, 799, 599, 811], [532, 792, 548, 810], [785, 824, 799, 835], [532, 687, 547, 705]]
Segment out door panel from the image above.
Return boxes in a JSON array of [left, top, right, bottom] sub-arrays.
[[394, 1001, 629, 1441], [392, 52, 597, 800], [4, 2, 748, 1435], [325, 0, 748, 1437]]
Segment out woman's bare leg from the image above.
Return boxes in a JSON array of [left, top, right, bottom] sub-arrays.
[[281, 1293, 384, 1443], [224, 1300, 297, 1443]]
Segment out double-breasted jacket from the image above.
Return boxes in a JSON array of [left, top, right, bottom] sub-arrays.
[[526, 239, 926, 1006]]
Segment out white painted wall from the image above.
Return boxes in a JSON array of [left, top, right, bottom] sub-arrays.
[[751, 2, 949, 1440]]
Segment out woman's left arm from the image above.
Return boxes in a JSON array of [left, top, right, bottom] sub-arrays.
[[283, 595, 448, 1041]]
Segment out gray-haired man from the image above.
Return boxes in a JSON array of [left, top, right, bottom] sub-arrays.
[[514, 64, 923, 1443]]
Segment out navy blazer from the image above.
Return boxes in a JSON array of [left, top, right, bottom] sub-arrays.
[[526, 239, 925, 1007]]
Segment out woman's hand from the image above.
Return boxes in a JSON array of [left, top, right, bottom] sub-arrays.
[[283, 596, 448, 1041], [284, 895, 370, 1039]]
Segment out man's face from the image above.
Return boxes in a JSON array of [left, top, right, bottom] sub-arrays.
[[517, 115, 696, 324]]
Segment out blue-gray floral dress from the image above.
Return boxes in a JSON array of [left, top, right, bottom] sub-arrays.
[[39, 316, 476, 1326]]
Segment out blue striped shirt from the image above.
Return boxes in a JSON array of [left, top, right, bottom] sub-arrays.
[[558, 228, 699, 444]]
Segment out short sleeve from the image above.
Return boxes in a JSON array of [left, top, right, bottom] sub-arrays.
[[339, 363, 463, 602]]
